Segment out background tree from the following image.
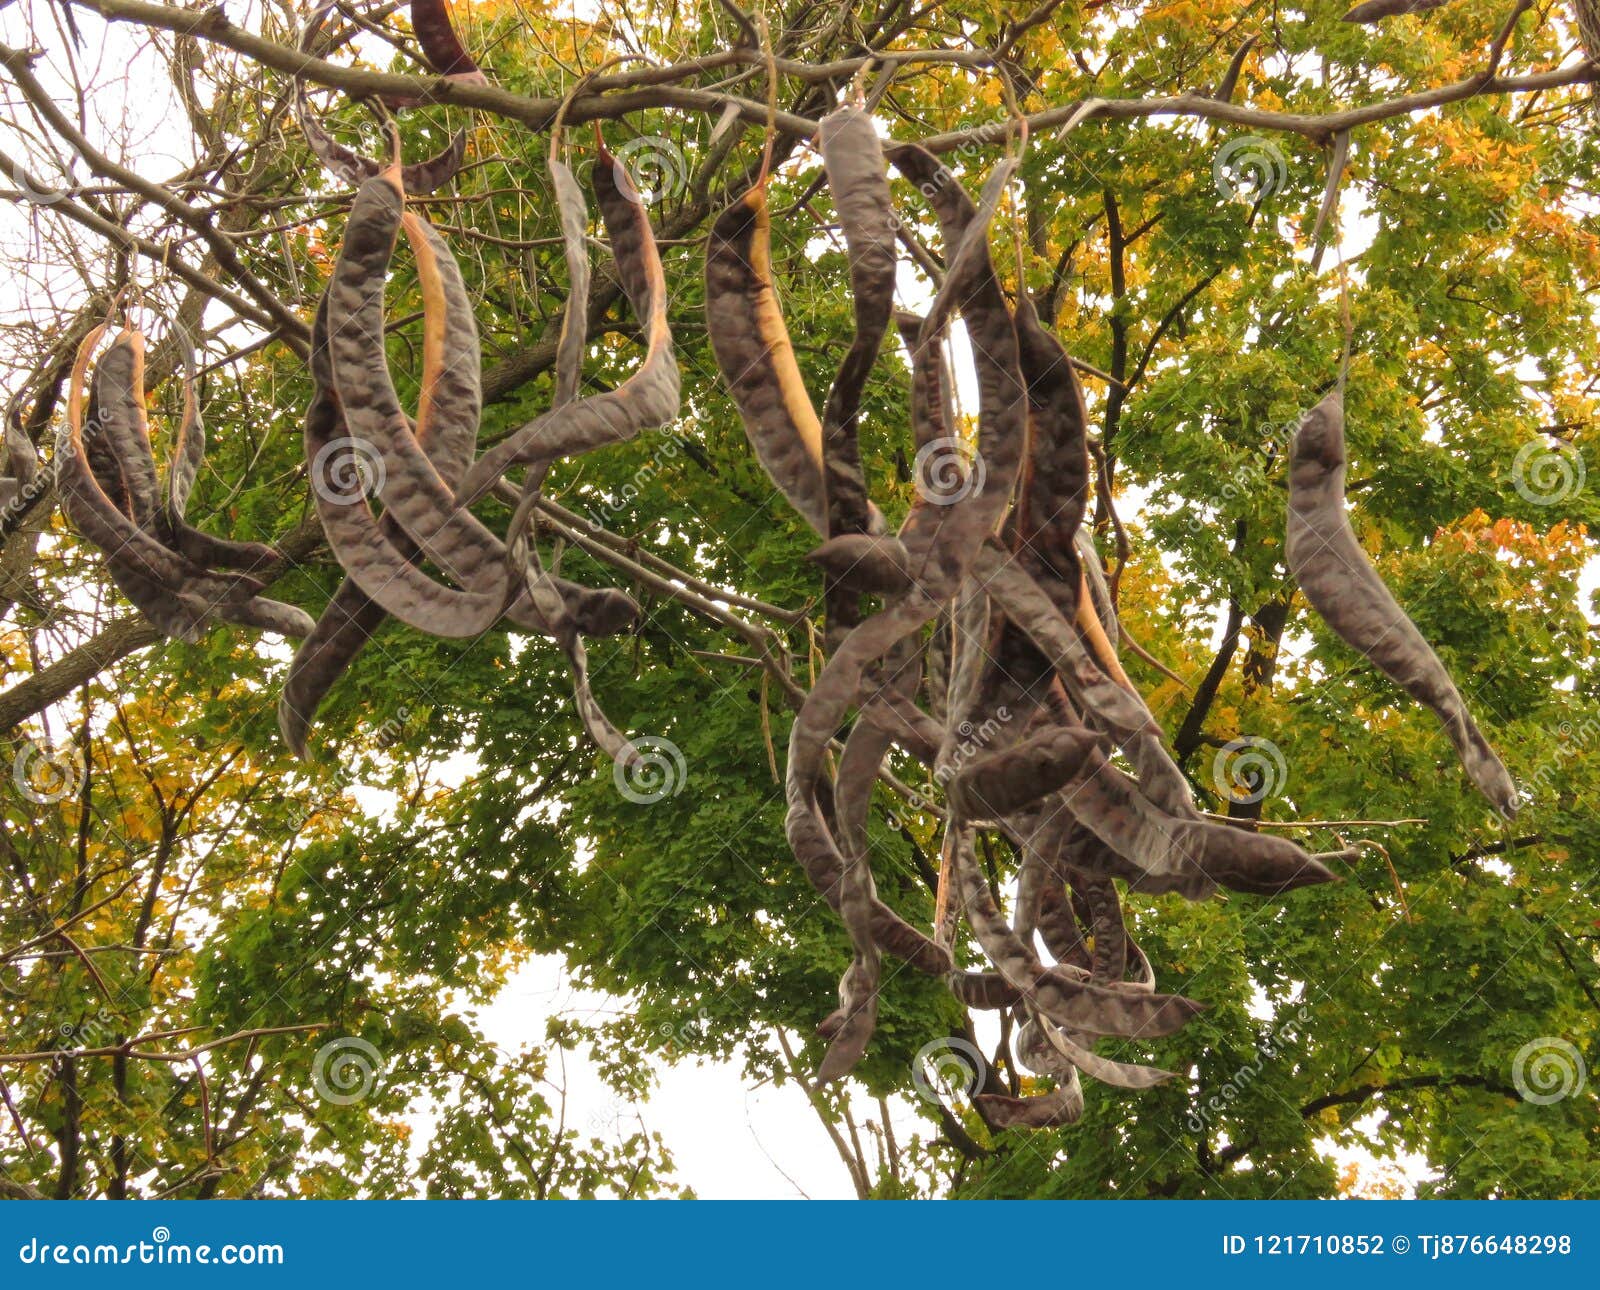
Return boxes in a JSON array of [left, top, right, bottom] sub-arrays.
[[0, 0, 1596, 1198]]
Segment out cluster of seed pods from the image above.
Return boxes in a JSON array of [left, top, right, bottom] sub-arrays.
[[54, 325, 313, 642], [280, 16, 679, 759], [704, 103, 1515, 1125], [31, 1, 1519, 1129]]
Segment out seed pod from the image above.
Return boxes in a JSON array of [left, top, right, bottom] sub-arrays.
[[1341, 0, 1449, 21], [295, 3, 467, 193], [945, 820, 1201, 1040], [705, 184, 830, 535], [59, 327, 310, 642], [817, 104, 897, 644], [1287, 387, 1517, 817], [409, 0, 486, 82], [452, 145, 679, 506]]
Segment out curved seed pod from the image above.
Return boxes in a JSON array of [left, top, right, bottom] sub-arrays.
[[894, 310, 956, 455], [1077, 528, 1119, 651], [974, 1070, 1086, 1130], [59, 328, 309, 641], [409, 0, 486, 82], [1287, 388, 1517, 817], [945, 821, 1202, 1039], [501, 152, 633, 762], [89, 332, 159, 530], [805, 532, 910, 596], [817, 104, 897, 643], [978, 546, 1155, 741], [1024, 1012, 1174, 1090], [886, 145, 1026, 599], [949, 725, 1101, 821], [1008, 294, 1091, 588], [705, 184, 829, 534], [295, 4, 467, 193], [158, 332, 279, 575], [452, 146, 679, 507]]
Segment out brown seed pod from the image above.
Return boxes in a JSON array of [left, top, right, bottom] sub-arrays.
[[58, 326, 310, 642], [409, 0, 486, 82], [1287, 387, 1518, 817], [705, 183, 830, 535], [295, 3, 467, 192]]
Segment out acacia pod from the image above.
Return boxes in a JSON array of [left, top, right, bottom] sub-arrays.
[[295, 4, 467, 192], [946, 820, 1203, 1039], [409, 0, 486, 81], [452, 146, 678, 507], [1287, 388, 1517, 817], [59, 328, 309, 641], [705, 185, 830, 534], [805, 532, 911, 596], [948, 725, 1101, 821], [974, 1072, 1086, 1130], [817, 104, 897, 644]]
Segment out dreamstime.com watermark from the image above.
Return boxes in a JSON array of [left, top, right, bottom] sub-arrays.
[[17, 1227, 284, 1267], [1186, 1003, 1312, 1133]]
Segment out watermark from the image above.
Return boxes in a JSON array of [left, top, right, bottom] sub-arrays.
[[1519, 713, 1599, 802], [613, 735, 687, 804], [1213, 136, 1288, 203], [1511, 439, 1585, 507], [5, 156, 65, 206], [611, 136, 687, 206], [910, 1035, 985, 1105], [1186, 1003, 1311, 1132], [310, 1036, 385, 1105], [310, 436, 385, 504], [913, 436, 984, 506], [12, 738, 86, 804], [583, 428, 682, 532], [1511, 1037, 1588, 1105], [1211, 736, 1288, 806], [17, 1228, 283, 1266]]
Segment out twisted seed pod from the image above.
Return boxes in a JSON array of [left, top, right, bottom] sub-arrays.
[[58, 327, 310, 642], [295, 3, 467, 193], [1287, 388, 1517, 817]]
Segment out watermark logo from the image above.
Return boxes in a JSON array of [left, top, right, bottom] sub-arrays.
[[12, 739, 86, 804], [310, 436, 385, 504], [311, 1036, 385, 1105], [913, 437, 984, 506], [910, 1036, 984, 1104], [1511, 1037, 1587, 1105], [613, 735, 687, 804], [611, 136, 687, 206], [1211, 736, 1288, 806], [1213, 136, 1288, 203], [1512, 439, 1584, 507]]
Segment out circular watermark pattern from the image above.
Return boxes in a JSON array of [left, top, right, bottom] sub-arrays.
[[1211, 736, 1288, 805], [151, 1226, 171, 1244], [310, 436, 385, 504], [1213, 136, 1288, 203], [1512, 440, 1585, 506], [6, 157, 64, 206], [1511, 1037, 1587, 1105], [12, 739, 86, 804], [610, 136, 688, 206], [913, 437, 985, 506], [613, 735, 687, 804], [311, 1036, 385, 1105], [910, 1036, 985, 1105]]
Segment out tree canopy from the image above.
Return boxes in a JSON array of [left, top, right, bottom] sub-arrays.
[[0, 0, 1597, 1199]]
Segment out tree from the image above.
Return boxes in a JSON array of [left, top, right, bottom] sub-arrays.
[[1, 0, 1596, 1199]]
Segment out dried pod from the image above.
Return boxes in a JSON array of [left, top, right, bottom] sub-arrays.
[[1287, 388, 1517, 817]]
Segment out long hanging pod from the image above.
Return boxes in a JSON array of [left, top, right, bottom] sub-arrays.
[[1287, 386, 1518, 817]]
